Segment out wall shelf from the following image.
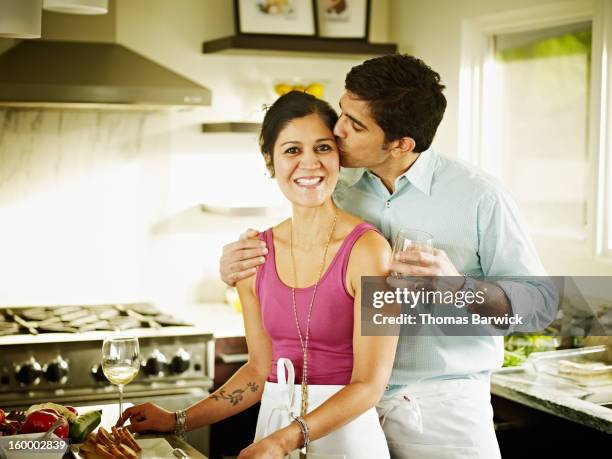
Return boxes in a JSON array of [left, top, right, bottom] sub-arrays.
[[201, 204, 285, 217], [202, 34, 397, 56], [201, 122, 261, 133]]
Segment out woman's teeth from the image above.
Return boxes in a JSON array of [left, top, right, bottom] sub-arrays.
[[294, 177, 324, 187]]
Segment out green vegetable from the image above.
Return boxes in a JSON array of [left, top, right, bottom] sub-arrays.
[[503, 349, 527, 367], [503, 333, 561, 367], [69, 410, 102, 443]]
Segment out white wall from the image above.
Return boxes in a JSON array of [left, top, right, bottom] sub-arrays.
[[42, 0, 116, 41], [0, 107, 286, 307], [0, 108, 171, 304], [115, 0, 390, 124]]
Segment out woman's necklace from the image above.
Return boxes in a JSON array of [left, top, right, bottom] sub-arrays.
[[290, 209, 339, 417]]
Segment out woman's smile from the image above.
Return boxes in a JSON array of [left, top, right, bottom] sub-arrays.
[[293, 175, 325, 189]]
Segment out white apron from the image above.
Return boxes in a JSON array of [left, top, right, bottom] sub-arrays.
[[376, 379, 501, 459], [255, 358, 390, 459]]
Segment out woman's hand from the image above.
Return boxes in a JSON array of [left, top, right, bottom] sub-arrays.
[[237, 436, 287, 459], [115, 402, 175, 434]]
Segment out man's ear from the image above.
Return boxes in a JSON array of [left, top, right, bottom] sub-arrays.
[[389, 137, 416, 158]]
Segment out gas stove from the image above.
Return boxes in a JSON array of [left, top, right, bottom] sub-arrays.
[[0, 304, 214, 454], [0, 304, 214, 407], [0, 303, 190, 336]]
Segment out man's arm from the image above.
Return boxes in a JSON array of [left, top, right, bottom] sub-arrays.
[[389, 188, 558, 330], [220, 228, 267, 286], [475, 189, 559, 331]]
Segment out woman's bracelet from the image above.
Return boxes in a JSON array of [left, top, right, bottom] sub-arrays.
[[292, 415, 310, 450], [174, 409, 187, 438]]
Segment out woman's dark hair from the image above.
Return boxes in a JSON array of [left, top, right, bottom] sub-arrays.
[[260, 91, 338, 177], [345, 54, 447, 152]]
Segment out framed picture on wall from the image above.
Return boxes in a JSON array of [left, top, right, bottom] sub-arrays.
[[315, 0, 369, 39], [235, 0, 317, 36]]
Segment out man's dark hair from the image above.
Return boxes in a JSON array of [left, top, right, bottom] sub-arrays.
[[260, 91, 338, 177], [345, 54, 447, 152]]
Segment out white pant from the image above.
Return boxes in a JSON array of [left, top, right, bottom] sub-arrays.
[[377, 379, 501, 459], [255, 358, 390, 459]]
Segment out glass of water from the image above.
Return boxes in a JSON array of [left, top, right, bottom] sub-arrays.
[[391, 228, 433, 278]]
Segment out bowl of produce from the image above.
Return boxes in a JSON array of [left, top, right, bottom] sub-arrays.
[[0, 403, 101, 459], [503, 334, 561, 367]]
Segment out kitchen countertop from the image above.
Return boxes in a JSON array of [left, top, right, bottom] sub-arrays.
[[491, 368, 612, 434], [0, 302, 243, 344], [168, 302, 245, 339], [65, 403, 207, 458]]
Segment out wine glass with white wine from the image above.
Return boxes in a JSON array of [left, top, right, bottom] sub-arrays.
[[101, 336, 140, 417]]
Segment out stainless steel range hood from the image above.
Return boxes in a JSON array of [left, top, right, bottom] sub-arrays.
[[0, 40, 211, 109]]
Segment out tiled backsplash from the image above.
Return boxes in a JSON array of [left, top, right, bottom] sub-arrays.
[[0, 107, 280, 306]]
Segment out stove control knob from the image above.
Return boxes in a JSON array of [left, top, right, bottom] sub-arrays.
[[144, 350, 167, 377], [91, 364, 108, 383], [15, 359, 42, 385], [170, 349, 191, 375], [44, 357, 69, 383]]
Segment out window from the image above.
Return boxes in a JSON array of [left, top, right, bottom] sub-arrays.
[[490, 23, 592, 239], [459, 0, 612, 262]]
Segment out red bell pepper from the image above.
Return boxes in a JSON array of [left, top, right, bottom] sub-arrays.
[[20, 410, 69, 438]]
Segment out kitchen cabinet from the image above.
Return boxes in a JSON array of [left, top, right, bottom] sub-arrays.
[[202, 34, 396, 56], [209, 336, 259, 459], [492, 395, 610, 457], [491, 356, 611, 458]]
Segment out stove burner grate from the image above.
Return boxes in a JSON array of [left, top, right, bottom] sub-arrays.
[[0, 304, 191, 335]]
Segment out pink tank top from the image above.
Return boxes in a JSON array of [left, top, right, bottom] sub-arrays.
[[255, 222, 378, 385]]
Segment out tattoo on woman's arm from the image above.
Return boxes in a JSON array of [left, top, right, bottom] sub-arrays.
[[210, 382, 259, 405]]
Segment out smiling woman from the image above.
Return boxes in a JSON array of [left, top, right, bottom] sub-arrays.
[[117, 91, 397, 458], [238, 90, 397, 457]]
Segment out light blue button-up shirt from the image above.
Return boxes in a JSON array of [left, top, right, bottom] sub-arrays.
[[333, 148, 556, 384]]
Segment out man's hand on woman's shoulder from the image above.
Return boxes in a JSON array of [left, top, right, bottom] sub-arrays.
[[219, 228, 268, 286]]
